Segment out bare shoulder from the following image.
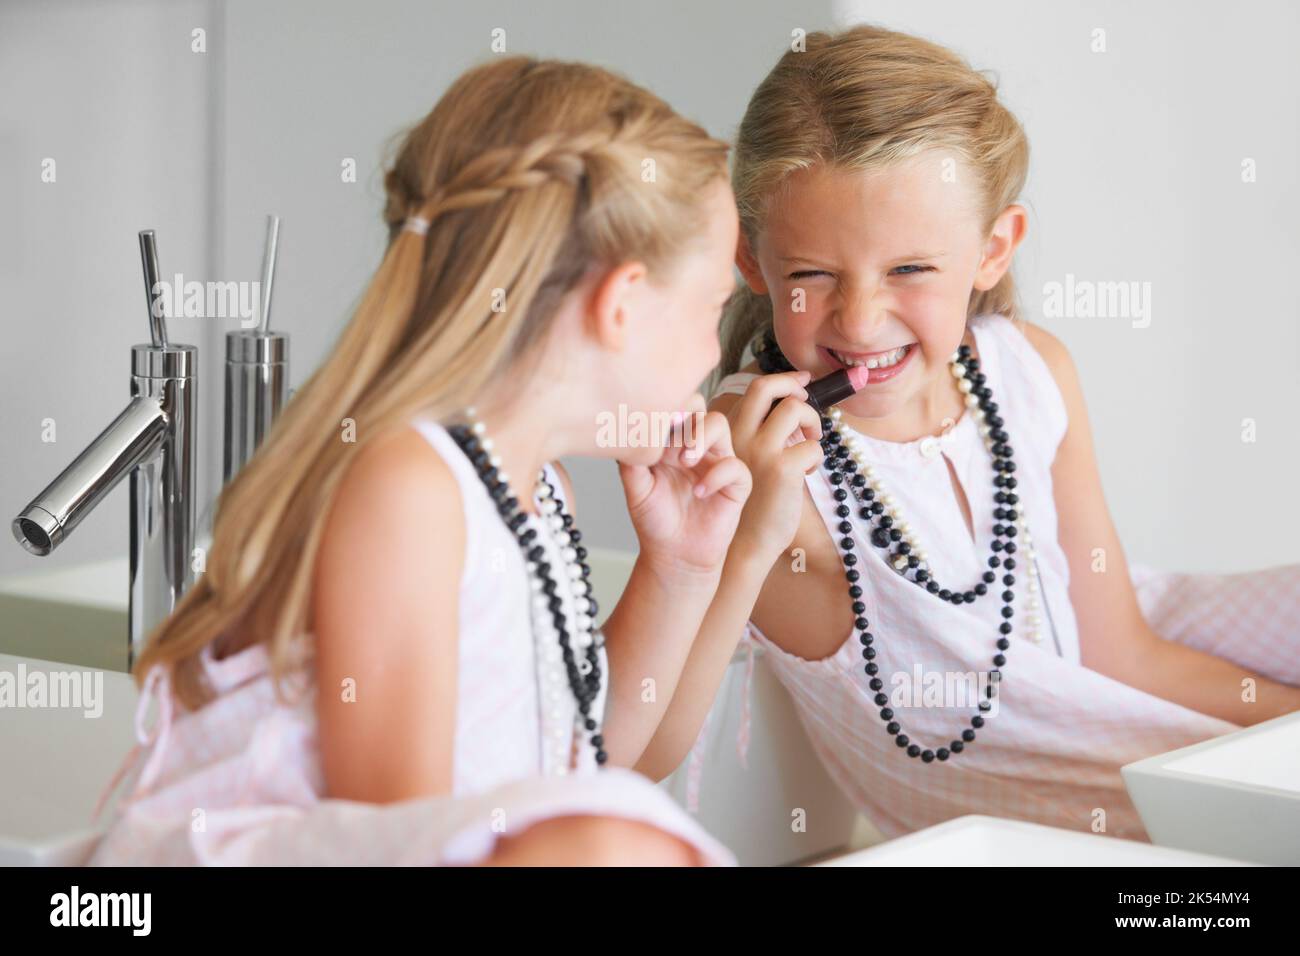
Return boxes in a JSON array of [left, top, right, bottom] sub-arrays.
[[321, 426, 457, 565], [708, 361, 761, 414], [1016, 319, 1079, 391], [341, 423, 457, 498], [1011, 328, 1148, 669], [313, 423, 464, 801], [318, 423, 465, 603]]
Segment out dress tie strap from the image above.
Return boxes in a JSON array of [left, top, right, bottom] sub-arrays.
[[90, 663, 177, 823], [132, 663, 177, 792]]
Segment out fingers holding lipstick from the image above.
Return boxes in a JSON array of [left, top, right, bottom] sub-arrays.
[[788, 431, 827, 475], [759, 395, 823, 453], [732, 369, 811, 440]]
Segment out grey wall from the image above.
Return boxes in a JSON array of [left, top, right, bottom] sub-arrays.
[[833, 0, 1300, 572], [219, 0, 838, 554], [0, 0, 835, 580], [2, 0, 1295, 585], [0, 0, 223, 577]]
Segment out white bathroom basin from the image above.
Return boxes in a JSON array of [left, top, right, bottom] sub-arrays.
[[0, 557, 130, 673], [0, 547, 862, 868], [0, 543, 627, 673], [0, 652, 139, 865], [1122, 710, 1300, 865], [815, 814, 1254, 866], [0, 547, 648, 865]]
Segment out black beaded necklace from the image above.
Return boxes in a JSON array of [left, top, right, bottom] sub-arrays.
[[755, 332, 1022, 764], [446, 419, 607, 767]]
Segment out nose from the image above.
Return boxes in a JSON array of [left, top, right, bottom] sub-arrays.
[[834, 279, 889, 345]]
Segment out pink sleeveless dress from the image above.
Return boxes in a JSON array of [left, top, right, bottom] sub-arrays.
[[704, 312, 1300, 842], [86, 418, 735, 866]]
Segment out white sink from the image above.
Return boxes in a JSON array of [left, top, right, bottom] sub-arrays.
[[815, 815, 1254, 866], [0, 652, 139, 865], [0, 548, 642, 866], [1122, 710, 1300, 865], [0, 548, 862, 868], [0, 543, 629, 677], [0, 557, 130, 673]]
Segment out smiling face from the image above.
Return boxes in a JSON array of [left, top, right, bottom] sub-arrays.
[[738, 153, 1021, 436]]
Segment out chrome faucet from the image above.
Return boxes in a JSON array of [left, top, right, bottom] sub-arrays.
[[224, 215, 288, 482], [12, 230, 197, 668]]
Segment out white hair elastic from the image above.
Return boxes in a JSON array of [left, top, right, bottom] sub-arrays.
[[403, 216, 430, 236]]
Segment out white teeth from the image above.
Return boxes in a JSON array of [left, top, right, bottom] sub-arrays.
[[832, 344, 910, 369]]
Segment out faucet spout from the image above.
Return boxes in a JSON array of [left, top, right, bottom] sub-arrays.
[[12, 396, 167, 556], [11, 344, 197, 668], [12, 230, 200, 669]]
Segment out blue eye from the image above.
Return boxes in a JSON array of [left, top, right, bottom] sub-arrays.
[[788, 266, 934, 280]]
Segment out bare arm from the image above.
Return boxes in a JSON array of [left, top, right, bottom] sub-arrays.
[[312, 439, 706, 865], [630, 529, 777, 780], [633, 374, 823, 779], [314, 426, 463, 802], [1025, 321, 1300, 726], [544, 461, 728, 772], [600, 557, 733, 771]]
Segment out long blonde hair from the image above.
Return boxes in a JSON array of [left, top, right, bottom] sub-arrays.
[[719, 24, 1030, 377], [137, 56, 730, 711]]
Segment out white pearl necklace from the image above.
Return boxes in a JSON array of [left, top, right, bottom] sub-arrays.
[[465, 414, 606, 773], [826, 351, 1046, 646]]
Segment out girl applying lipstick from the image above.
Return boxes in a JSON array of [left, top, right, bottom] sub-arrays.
[[635, 25, 1300, 845]]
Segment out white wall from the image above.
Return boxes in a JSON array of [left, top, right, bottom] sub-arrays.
[[833, 0, 1300, 572], [3, 0, 1294, 587], [0, 0, 838, 583], [219, 0, 839, 555], [0, 0, 222, 578]]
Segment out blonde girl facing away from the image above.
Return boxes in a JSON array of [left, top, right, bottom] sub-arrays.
[[88, 55, 756, 866], [633, 25, 1300, 842]]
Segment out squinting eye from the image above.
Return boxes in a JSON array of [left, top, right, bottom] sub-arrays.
[[891, 265, 934, 275], [788, 270, 831, 280]]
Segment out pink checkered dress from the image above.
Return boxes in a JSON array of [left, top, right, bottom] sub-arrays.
[[705, 313, 1299, 841], [85, 421, 735, 866]]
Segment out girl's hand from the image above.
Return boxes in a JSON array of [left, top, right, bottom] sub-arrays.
[[718, 369, 824, 563], [616, 392, 752, 585]]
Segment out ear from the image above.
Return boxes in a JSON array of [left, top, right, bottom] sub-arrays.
[[735, 231, 770, 295], [973, 204, 1028, 292], [587, 260, 647, 352]]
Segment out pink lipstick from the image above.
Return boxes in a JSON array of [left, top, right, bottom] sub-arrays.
[[806, 364, 871, 412], [770, 364, 871, 417]]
